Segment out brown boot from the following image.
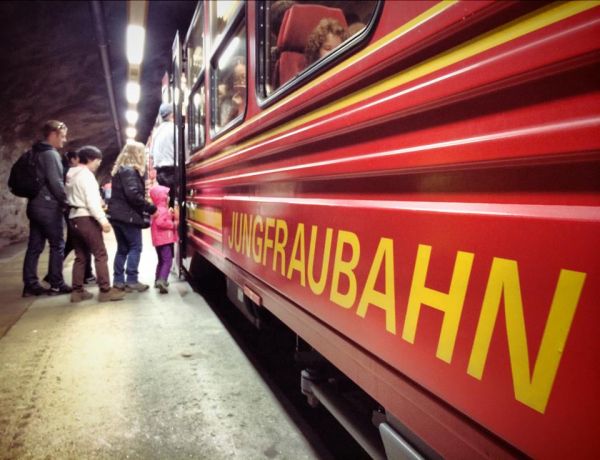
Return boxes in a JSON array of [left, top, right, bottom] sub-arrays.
[[125, 282, 149, 292], [98, 287, 126, 302], [71, 289, 93, 303]]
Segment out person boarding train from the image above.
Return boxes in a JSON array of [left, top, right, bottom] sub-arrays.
[[150, 103, 176, 206]]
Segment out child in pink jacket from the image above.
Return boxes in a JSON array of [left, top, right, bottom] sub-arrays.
[[149, 185, 178, 293]]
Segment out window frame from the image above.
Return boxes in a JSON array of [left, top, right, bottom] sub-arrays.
[[183, 2, 207, 161], [209, 5, 247, 140], [255, 0, 383, 108], [187, 72, 207, 159], [185, 2, 205, 88], [208, 0, 245, 55]]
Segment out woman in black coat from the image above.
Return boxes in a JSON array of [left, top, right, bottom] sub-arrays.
[[107, 141, 156, 291]]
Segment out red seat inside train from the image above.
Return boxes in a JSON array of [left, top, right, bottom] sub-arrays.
[[275, 3, 347, 86]]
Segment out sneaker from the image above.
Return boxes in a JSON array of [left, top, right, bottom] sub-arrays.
[[48, 284, 73, 296], [84, 275, 96, 284], [22, 285, 49, 297], [98, 288, 126, 302], [125, 282, 149, 292], [156, 279, 169, 294], [113, 282, 126, 291], [71, 289, 93, 303]]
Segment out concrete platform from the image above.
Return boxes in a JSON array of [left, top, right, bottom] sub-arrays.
[[0, 231, 322, 459]]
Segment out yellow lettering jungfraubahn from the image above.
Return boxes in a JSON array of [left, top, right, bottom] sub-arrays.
[[287, 222, 306, 286], [329, 230, 360, 309], [226, 211, 587, 413], [356, 237, 396, 334], [402, 245, 474, 363], [308, 226, 333, 295], [467, 258, 586, 413], [251, 215, 263, 263], [262, 217, 275, 266], [273, 219, 288, 275]]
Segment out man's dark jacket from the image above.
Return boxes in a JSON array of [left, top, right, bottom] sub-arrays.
[[108, 166, 156, 227], [29, 141, 67, 210]]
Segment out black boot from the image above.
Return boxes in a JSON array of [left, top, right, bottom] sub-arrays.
[[22, 284, 49, 297]]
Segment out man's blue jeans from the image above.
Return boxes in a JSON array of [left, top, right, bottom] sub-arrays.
[[23, 203, 65, 288], [112, 221, 143, 284]]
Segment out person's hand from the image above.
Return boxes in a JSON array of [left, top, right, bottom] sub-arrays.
[[232, 91, 244, 107], [102, 222, 112, 233]]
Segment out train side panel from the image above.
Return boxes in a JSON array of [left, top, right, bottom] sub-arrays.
[[184, 1, 600, 457]]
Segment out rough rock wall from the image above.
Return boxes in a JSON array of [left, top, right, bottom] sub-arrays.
[[0, 1, 195, 249], [0, 2, 119, 248], [0, 137, 31, 247]]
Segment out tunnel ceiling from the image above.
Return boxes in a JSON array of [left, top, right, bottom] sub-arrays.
[[0, 1, 196, 182]]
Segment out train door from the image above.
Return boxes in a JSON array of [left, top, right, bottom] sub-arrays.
[[171, 31, 185, 276], [180, 2, 205, 274]]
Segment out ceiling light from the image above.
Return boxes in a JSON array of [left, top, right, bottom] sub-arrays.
[[126, 25, 146, 65], [126, 127, 137, 139], [125, 109, 139, 124], [126, 82, 140, 104]]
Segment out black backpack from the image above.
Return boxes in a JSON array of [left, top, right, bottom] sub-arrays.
[[8, 149, 43, 199]]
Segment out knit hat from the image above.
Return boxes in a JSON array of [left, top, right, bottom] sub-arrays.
[[159, 103, 173, 120]]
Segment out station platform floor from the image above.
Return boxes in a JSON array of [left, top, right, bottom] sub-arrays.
[[0, 230, 323, 459]]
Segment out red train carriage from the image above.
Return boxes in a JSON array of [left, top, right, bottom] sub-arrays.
[[167, 1, 600, 458]]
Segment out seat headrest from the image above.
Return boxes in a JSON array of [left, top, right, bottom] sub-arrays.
[[277, 4, 347, 53]]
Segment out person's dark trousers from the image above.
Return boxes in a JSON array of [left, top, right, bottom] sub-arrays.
[[69, 217, 110, 292], [156, 166, 175, 188], [46, 214, 93, 281], [23, 203, 65, 289], [156, 166, 176, 207], [112, 221, 143, 285], [155, 243, 173, 281]]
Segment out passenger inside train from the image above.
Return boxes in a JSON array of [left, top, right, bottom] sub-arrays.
[[304, 18, 349, 66], [211, 1, 377, 129], [215, 23, 247, 131], [217, 56, 246, 127], [265, 0, 377, 94]]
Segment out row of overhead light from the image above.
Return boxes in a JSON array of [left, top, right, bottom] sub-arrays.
[[125, 2, 148, 141]]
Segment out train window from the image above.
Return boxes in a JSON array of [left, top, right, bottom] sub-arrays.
[[211, 22, 247, 134], [209, 0, 243, 52], [188, 79, 206, 158], [186, 3, 204, 86], [260, 1, 379, 98]]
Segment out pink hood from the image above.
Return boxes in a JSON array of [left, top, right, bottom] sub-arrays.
[[150, 184, 177, 247], [149, 185, 170, 208]]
